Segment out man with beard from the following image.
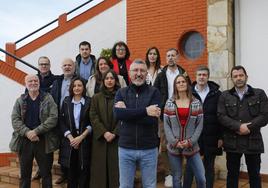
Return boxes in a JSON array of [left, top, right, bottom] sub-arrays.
[[154, 48, 189, 187], [114, 59, 161, 188], [218, 65, 268, 188], [50, 58, 78, 184], [75, 41, 96, 80], [10, 74, 58, 188], [154, 48, 189, 118]]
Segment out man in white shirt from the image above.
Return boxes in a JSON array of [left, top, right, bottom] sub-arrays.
[[184, 66, 223, 188]]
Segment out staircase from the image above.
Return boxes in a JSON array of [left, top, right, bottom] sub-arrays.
[[0, 152, 66, 188]]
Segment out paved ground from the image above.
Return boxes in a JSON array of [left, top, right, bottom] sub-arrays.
[[1, 178, 268, 188]]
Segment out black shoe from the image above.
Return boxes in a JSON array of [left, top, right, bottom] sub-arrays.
[[55, 175, 67, 184], [32, 171, 41, 181]]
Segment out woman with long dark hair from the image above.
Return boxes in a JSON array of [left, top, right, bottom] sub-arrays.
[[111, 41, 132, 85], [59, 77, 92, 188], [86, 56, 126, 97], [163, 74, 205, 188], [90, 70, 120, 188], [145, 47, 162, 85]]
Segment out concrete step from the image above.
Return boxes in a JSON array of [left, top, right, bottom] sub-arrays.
[[0, 182, 17, 188], [8, 151, 59, 168], [0, 166, 66, 188]]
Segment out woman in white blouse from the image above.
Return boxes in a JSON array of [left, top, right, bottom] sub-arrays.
[[145, 47, 162, 85]]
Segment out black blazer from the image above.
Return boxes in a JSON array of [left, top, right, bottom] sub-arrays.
[[59, 96, 92, 168]]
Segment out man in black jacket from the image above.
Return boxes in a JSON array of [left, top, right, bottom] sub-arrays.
[[114, 59, 161, 188], [154, 48, 189, 116], [184, 66, 222, 188], [37, 56, 58, 92], [218, 65, 268, 188], [51, 58, 76, 184]]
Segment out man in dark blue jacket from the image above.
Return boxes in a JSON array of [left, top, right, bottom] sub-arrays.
[[114, 59, 161, 188]]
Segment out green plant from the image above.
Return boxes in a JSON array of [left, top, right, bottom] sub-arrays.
[[100, 48, 112, 60]]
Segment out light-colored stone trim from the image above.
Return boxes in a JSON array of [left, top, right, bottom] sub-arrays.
[[207, 0, 234, 179]]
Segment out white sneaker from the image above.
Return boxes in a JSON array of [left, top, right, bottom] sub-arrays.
[[164, 175, 173, 187]]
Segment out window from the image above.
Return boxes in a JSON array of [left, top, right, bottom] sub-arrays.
[[180, 31, 205, 60]]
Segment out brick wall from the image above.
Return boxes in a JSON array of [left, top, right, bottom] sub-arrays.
[[0, 153, 16, 167], [127, 0, 207, 79]]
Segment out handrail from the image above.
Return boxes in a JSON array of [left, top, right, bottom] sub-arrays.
[[0, 48, 39, 72], [15, 0, 94, 44]]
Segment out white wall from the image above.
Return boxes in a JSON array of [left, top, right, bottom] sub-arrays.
[[0, 75, 24, 152], [16, 0, 126, 75], [236, 0, 268, 174], [0, 0, 126, 153]]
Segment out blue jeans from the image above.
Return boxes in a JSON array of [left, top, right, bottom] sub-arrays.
[[184, 154, 215, 188], [118, 147, 158, 188], [168, 152, 206, 188]]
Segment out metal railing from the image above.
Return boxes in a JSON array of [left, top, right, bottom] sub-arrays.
[[15, 0, 94, 45], [0, 48, 39, 72]]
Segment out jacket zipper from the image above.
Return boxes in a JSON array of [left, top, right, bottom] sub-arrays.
[[135, 93, 138, 149]]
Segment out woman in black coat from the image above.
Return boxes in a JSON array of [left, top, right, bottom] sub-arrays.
[[59, 77, 92, 188]]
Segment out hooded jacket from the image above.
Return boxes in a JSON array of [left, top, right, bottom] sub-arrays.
[[192, 81, 222, 155]]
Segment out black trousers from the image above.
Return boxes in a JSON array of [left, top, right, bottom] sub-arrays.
[[18, 137, 53, 188], [67, 149, 90, 188], [226, 152, 262, 188]]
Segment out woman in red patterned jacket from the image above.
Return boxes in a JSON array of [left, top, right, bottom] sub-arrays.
[[163, 74, 205, 188]]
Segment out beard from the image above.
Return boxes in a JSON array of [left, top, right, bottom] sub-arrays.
[[234, 80, 247, 89], [168, 61, 176, 67], [132, 78, 145, 86], [27, 87, 39, 92]]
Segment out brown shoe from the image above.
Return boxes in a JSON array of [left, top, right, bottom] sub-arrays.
[[55, 175, 67, 184], [31, 171, 41, 181]]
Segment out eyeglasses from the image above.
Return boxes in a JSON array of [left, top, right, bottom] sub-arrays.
[[116, 47, 126, 52], [130, 69, 147, 74], [39, 63, 50, 66]]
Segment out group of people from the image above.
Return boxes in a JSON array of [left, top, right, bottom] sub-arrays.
[[9, 40, 268, 188]]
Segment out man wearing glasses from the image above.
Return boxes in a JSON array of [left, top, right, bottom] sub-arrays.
[[114, 59, 161, 188], [37, 56, 58, 93]]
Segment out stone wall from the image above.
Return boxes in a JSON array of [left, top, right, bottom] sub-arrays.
[[207, 0, 234, 179], [208, 0, 234, 90]]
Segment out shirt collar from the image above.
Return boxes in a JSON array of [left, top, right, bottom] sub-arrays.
[[166, 67, 179, 75], [195, 84, 209, 93], [235, 85, 248, 96], [80, 57, 91, 65], [71, 97, 85, 105]]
